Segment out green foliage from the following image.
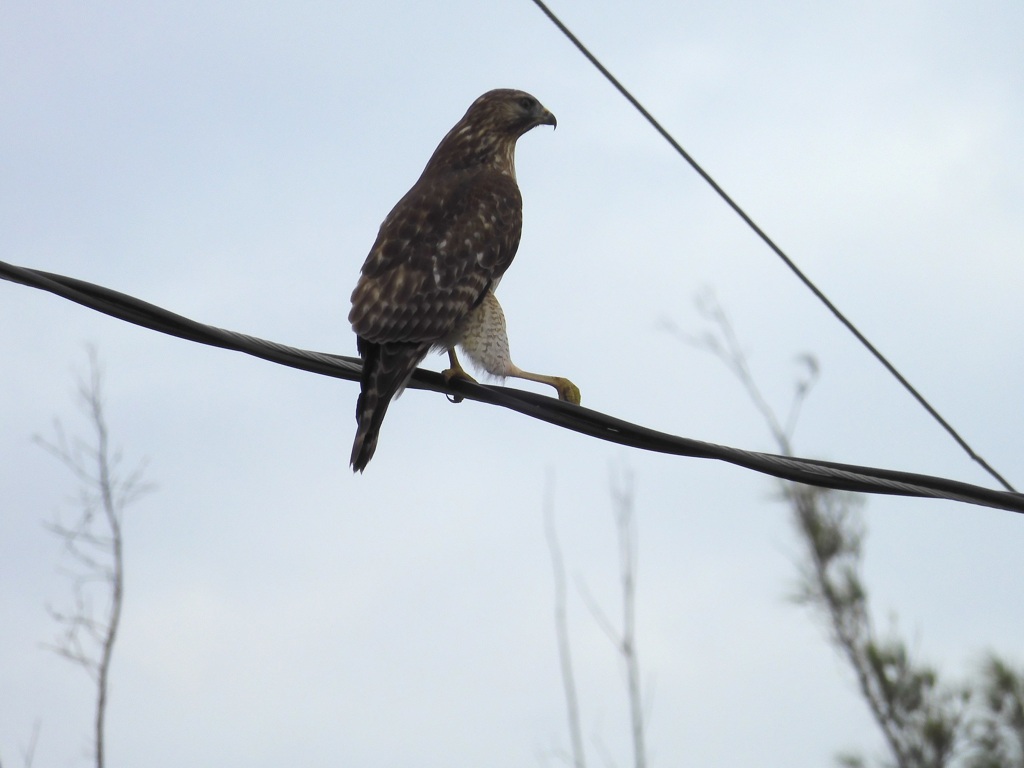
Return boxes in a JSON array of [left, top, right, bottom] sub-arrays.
[[961, 655, 1024, 768], [677, 294, 1024, 768], [787, 481, 1023, 768]]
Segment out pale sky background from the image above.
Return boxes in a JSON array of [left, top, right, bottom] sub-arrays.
[[2, 2, 1023, 766]]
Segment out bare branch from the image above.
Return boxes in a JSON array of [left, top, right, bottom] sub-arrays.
[[663, 290, 820, 454], [608, 469, 646, 768], [38, 348, 153, 768], [0, 719, 42, 768], [22, 720, 41, 768], [573, 469, 648, 768], [576, 579, 621, 652], [544, 473, 588, 768]]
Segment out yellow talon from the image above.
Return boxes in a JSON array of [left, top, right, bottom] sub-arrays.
[[553, 378, 581, 405], [442, 367, 477, 386], [442, 349, 477, 403]]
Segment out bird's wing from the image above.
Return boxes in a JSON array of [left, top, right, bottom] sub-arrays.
[[349, 169, 523, 345]]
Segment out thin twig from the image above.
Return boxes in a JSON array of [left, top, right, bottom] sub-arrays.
[[39, 348, 153, 768], [544, 473, 588, 768]]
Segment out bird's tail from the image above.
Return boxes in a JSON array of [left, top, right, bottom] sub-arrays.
[[350, 340, 428, 472]]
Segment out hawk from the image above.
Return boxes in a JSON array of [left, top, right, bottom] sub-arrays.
[[348, 88, 580, 472]]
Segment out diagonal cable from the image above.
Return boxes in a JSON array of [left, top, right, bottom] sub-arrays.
[[3, 259, 1023, 515], [527, 0, 1015, 493]]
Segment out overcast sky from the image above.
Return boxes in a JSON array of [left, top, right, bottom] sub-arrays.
[[2, 2, 1023, 766]]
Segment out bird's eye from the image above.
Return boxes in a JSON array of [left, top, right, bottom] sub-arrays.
[[518, 96, 535, 110]]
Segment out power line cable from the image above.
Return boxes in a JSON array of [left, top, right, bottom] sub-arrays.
[[527, 0, 1015, 493], [3, 259, 1022, 515]]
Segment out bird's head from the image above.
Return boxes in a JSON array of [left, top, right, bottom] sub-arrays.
[[466, 88, 557, 136], [424, 89, 556, 176]]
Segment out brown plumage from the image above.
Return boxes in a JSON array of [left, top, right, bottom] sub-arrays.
[[348, 89, 578, 472]]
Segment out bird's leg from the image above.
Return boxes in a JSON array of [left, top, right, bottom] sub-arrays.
[[456, 291, 582, 405], [505, 365, 582, 405], [442, 347, 478, 404], [442, 347, 478, 384]]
